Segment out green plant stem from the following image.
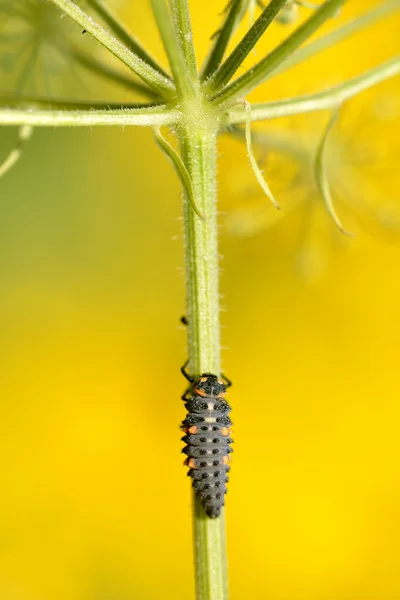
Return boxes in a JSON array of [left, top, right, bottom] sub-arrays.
[[0, 125, 33, 179], [0, 105, 177, 127], [48, 0, 175, 97], [224, 55, 400, 124], [178, 111, 228, 600]]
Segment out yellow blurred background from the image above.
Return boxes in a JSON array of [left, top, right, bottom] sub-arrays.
[[1, 1, 400, 599]]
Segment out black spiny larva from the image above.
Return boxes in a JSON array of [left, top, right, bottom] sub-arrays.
[[181, 362, 233, 518]]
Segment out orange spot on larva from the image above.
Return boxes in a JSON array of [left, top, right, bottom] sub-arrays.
[[220, 427, 230, 436], [188, 426, 198, 434], [188, 459, 196, 469], [193, 387, 207, 397], [222, 456, 230, 465]]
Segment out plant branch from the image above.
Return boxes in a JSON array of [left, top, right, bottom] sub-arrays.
[[153, 127, 205, 219], [72, 49, 160, 99], [48, 0, 175, 97], [205, 0, 288, 93], [269, 0, 400, 80], [178, 117, 228, 600], [201, 0, 249, 81], [0, 105, 178, 128], [170, 0, 198, 79], [212, 0, 347, 107], [86, 0, 172, 80], [224, 56, 400, 124], [0, 125, 33, 180], [151, 0, 197, 99], [243, 100, 279, 208], [315, 110, 351, 235]]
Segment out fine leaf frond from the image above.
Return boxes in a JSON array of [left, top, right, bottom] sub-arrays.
[[85, 0, 172, 80], [243, 100, 280, 209], [0, 124, 33, 180], [205, 0, 288, 93], [315, 109, 352, 235], [48, 0, 175, 97], [212, 0, 348, 107], [224, 56, 400, 124], [152, 127, 206, 220], [269, 0, 400, 81]]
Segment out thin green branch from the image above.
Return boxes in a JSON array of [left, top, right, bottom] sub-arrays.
[[205, 0, 288, 93], [227, 124, 310, 162], [212, 0, 348, 107], [86, 0, 172, 80], [315, 109, 352, 235], [269, 0, 400, 80], [48, 0, 175, 97], [170, 0, 198, 79], [72, 49, 160, 99], [224, 56, 400, 125], [153, 127, 206, 219], [151, 0, 197, 99], [0, 125, 33, 179], [201, 0, 248, 81], [243, 100, 279, 208], [0, 105, 178, 128]]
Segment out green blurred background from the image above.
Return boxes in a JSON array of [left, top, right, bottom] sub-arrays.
[[1, 1, 400, 599]]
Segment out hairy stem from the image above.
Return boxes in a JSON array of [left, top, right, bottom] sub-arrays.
[[179, 113, 228, 600], [224, 56, 400, 124], [0, 105, 177, 127]]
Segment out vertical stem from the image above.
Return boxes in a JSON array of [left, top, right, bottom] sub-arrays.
[[179, 116, 229, 600]]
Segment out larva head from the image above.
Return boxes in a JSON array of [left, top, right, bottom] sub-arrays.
[[193, 374, 227, 398]]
